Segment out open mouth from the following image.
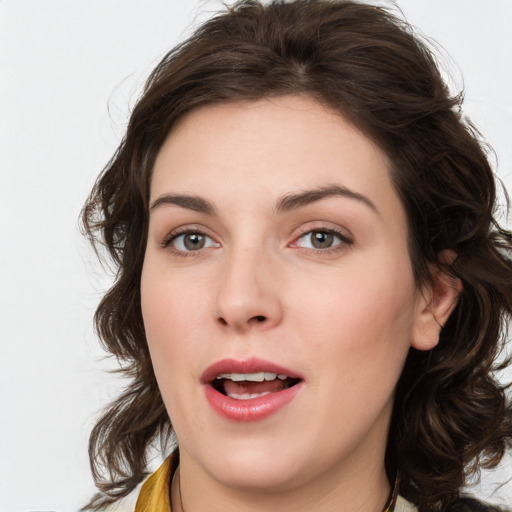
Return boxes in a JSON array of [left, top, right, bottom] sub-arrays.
[[210, 372, 302, 400], [202, 359, 304, 421]]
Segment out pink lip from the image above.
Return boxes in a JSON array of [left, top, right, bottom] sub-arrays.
[[201, 357, 305, 422]]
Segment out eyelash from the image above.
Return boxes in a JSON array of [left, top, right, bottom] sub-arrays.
[[161, 228, 219, 258], [161, 226, 353, 257], [291, 226, 353, 255]]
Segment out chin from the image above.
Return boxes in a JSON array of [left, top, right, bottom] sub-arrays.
[[214, 461, 303, 492], [200, 441, 310, 492]]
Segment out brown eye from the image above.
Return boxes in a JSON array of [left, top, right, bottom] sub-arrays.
[[169, 231, 218, 252], [310, 231, 334, 249], [183, 233, 205, 250], [293, 229, 351, 252]]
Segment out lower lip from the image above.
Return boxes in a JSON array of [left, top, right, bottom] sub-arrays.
[[204, 382, 304, 422]]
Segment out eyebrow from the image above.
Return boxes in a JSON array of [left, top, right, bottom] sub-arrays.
[[149, 184, 378, 216], [150, 194, 216, 214], [275, 184, 379, 214]]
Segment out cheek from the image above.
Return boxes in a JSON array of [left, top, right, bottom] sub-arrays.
[[292, 254, 418, 382], [140, 260, 207, 394], [141, 252, 210, 335]]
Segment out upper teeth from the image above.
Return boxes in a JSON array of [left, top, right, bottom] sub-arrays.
[[215, 372, 288, 382]]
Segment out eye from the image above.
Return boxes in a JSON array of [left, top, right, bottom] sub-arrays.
[[167, 231, 218, 253], [292, 229, 352, 251]]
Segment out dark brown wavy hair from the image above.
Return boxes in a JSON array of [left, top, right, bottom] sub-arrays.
[[81, 1, 512, 510]]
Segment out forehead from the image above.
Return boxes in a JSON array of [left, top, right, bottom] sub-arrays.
[[151, 95, 396, 214]]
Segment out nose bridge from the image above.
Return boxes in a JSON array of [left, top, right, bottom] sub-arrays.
[[215, 241, 282, 331]]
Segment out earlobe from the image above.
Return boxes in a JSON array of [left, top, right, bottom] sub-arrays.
[[411, 250, 462, 351]]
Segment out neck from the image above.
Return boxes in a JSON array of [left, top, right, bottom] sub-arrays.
[[172, 449, 391, 512]]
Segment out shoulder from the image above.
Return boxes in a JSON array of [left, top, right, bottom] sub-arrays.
[[395, 495, 509, 512], [447, 496, 508, 512]]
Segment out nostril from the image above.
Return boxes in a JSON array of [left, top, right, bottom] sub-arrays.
[[217, 315, 267, 326]]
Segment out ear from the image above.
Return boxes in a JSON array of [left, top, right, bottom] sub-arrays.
[[411, 250, 462, 351]]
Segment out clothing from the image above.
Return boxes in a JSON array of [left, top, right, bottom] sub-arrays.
[[134, 453, 418, 512], [395, 496, 418, 512], [135, 454, 177, 512]]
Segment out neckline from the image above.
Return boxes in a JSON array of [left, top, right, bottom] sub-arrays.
[[136, 451, 403, 512]]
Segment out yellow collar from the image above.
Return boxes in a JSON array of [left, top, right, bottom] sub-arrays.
[[134, 454, 177, 512]]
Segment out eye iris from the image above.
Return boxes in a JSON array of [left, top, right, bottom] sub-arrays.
[[311, 231, 333, 249], [184, 233, 205, 250]]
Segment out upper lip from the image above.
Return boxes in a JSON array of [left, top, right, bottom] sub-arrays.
[[200, 357, 304, 384]]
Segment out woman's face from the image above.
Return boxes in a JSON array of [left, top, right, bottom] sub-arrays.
[[141, 95, 427, 494]]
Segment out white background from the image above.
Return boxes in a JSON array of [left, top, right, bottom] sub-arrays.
[[1, 1, 511, 510]]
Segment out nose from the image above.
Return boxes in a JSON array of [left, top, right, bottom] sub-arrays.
[[215, 246, 283, 333]]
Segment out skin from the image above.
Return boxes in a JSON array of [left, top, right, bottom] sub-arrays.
[[141, 95, 459, 512]]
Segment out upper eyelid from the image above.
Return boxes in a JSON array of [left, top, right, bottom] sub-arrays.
[[293, 224, 354, 242], [163, 223, 214, 235]]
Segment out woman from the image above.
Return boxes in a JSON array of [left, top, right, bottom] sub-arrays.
[[81, 0, 512, 510]]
